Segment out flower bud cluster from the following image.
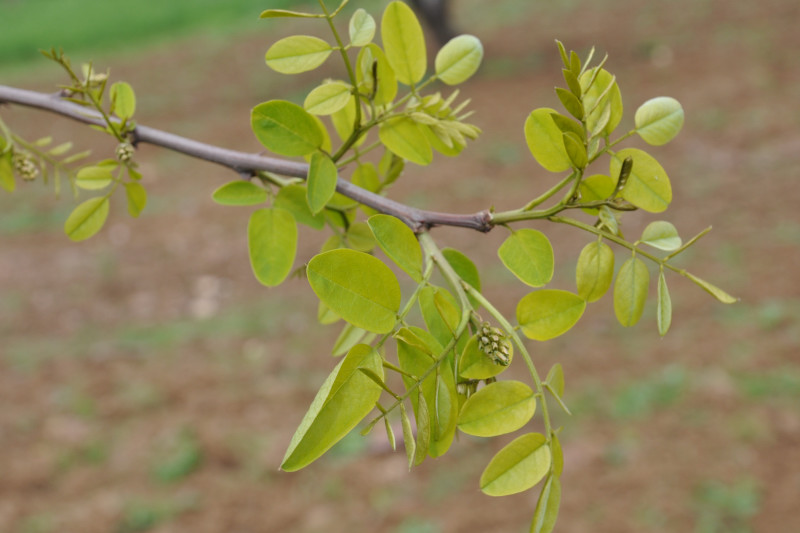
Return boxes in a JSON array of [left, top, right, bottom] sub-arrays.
[[477, 322, 511, 366], [115, 142, 135, 163], [12, 151, 38, 181]]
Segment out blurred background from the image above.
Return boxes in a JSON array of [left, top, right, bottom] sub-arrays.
[[1, 0, 799, 531]]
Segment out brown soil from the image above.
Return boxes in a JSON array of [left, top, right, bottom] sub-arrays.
[[2, 1, 799, 532]]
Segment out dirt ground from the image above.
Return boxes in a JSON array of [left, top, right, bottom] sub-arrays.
[[1, 0, 799, 532]]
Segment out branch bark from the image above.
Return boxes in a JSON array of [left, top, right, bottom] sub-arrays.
[[0, 85, 493, 233]]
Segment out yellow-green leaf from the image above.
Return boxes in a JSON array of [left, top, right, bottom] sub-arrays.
[[435, 34, 483, 85], [517, 290, 586, 341], [260, 9, 324, 18], [211, 180, 267, 206], [307, 151, 338, 215], [381, 1, 426, 85], [75, 165, 113, 190], [640, 220, 682, 251], [480, 433, 551, 497], [110, 81, 136, 120], [400, 402, 416, 469], [304, 81, 352, 116], [332, 323, 368, 357], [614, 256, 649, 327], [379, 116, 432, 165], [610, 148, 672, 213], [576, 240, 615, 302], [124, 182, 147, 218], [265, 35, 332, 74], [248, 207, 297, 287], [635, 96, 684, 146], [281, 344, 382, 471], [274, 184, 325, 229], [307, 249, 401, 334], [524, 107, 571, 172], [458, 380, 536, 437], [349, 8, 376, 46], [368, 214, 423, 281], [252, 100, 323, 157], [580, 68, 623, 137], [356, 44, 397, 105], [459, 334, 512, 380], [498, 229, 554, 288], [531, 475, 561, 533], [578, 174, 615, 215], [657, 269, 672, 336], [685, 272, 738, 304], [64, 196, 109, 241], [0, 151, 15, 192]]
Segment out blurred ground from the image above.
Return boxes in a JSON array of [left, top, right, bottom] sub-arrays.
[[1, 0, 799, 532]]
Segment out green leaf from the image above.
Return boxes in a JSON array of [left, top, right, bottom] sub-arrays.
[[124, 182, 147, 218], [657, 269, 672, 336], [281, 344, 383, 471], [640, 221, 682, 251], [317, 301, 340, 325], [610, 148, 672, 213], [551, 433, 564, 477], [419, 286, 460, 347], [580, 68, 623, 137], [562, 132, 587, 169], [75, 165, 113, 190], [352, 162, 381, 192], [0, 152, 16, 192], [304, 81, 352, 116], [110, 81, 136, 120], [458, 381, 536, 437], [379, 117, 433, 165], [333, 323, 368, 357], [48, 141, 73, 156], [442, 247, 481, 307], [307, 249, 401, 334], [498, 229, 554, 288], [517, 290, 586, 341], [357, 44, 397, 105], [685, 272, 738, 304], [531, 475, 561, 533], [435, 34, 483, 85], [344, 222, 376, 252], [260, 9, 324, 18], [614, 256, 649, 327], [274, 184, 325, 229], [349, 8, 376, 46], [578, 173, 615, 215], [396, 327, 456, 457], [368, 214, 423, 281], [384, 416, 396, 451], [381, 1, 426, 85], [459, 334, 512, 380], [251, 100, 323, 157], [414, 388, 431, 465], [400, 402, 416, 469], [545, 363, 565, 398], [555, 87, 583, 120], [576, 240, 615, 302], [64, 196, 109, 241], [480, 433, 551, 497], [635, 96, 684, 146], [524, 107, 572, 172], [211, 180, 267, 206], [248, 207, 297, 287], [306, 151, 338, 215], [265, 35, 332, 74]]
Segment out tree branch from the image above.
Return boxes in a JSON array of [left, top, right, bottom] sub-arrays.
[[0, 85, 492, 233]]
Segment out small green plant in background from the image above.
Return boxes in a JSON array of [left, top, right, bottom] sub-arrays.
[[0, 1, 737, 530], [694, 478, 761, 533]]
